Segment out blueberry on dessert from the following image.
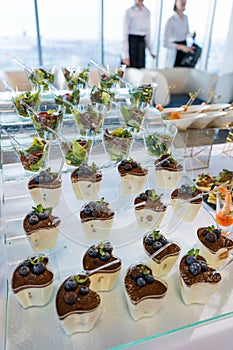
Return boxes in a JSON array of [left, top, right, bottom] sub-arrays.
[[124, 263, 167, 320], [56, 274, 101, 334], [179, 248, 222, 305], [197, 225, 233, 269], [80, 197, 114, 239], [23, 204, 61, 252], [28, 167, 62, 208], [11, 255, 54, 308], [154, 154, 183, 189], [71, 162, 102, 200], [143, 229, 181, 276], [134, 189, 167, 229], [171, 185, 202, 222], [118, 158, 148, 194], [82, 241, 121, 291]]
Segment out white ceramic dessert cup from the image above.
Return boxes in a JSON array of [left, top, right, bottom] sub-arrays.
[[120, 173, 148, 195], [124, 276, 168, 321], [83, 257, 122, 292], [135, 207, 166, 230], [179, 276, 221, 305], [25, 218, 61, 252], [13, 280, 54, 309], [143, 123, 177, 158], [73, 103, 107, 136], [144, 241, 181, 277], [72, 178, 102, 201], [155, 157, 183, 189], [58, 304, 102, 335], [196, 241, 233, 270], [171, 196, 202, 222], [81, 218, 114, 241]]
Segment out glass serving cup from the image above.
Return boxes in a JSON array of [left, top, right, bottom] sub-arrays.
[[27, 66, 57, 92], [30, 104, 65, 140], [129, 83, 157, 106], [90, 86, 115, 111], [54, 86, 80, 114], [60, 137, 93, 167], [118, 101, 148, 132], [61, 66, 90, 90], [73, 103, 106, 136], [216, 187, 233, 235], [143, 123, 177, 158], [12, 86, 41, 119], [103, 127, 134, 162]]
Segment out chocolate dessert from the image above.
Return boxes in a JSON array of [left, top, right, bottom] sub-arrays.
[[118, 158, 148, 194], [179, 248, 222, 304], [11, 255, 54, 308], [28, 168, 62, 207], [143, 230, 181, 276], [197, 225, 233, 268], [71, 163, 102, 200], [80, 198, 114, 239], [171, 185, 202, 221], [134, 189, 167, 229], [82, 242, 121, 291], [56, 274, 101, 334], [24, 204, 61, 252], [154, 153, 183, 189], [124, 263, 167, 320]]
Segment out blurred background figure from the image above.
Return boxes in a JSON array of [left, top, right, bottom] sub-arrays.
[[122, 0, 156, 69], [163, 0, 196, 68]]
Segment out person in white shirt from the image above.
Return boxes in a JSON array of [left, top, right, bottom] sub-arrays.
[[122, 0, 156, 69], [163, 0, 195, 68]]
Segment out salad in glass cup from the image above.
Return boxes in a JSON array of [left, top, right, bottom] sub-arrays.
[[61, 138, 93, 167], [73, 103, 106, 136], [62, 65, 90, 90], [12, 88, 41, 118], [18, 137, 49, 172], [118, 102, 148, 132], [28, 67, 57, 91], [129, 83, 157, 105], [30, 104, 65, 140], [103, 127, 134, 162], [90, 86, 115, 111], [54, 86, 80, 114]]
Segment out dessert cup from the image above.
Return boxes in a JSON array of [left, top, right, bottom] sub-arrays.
[[143, 230, 181, 277], [11, 255, 54, 308], [154, 154, 183, 189], [124, 263, 167, 320], [82, 242, 121, 291], [179, 249, 222, 305], [24, 204, 61, 252], [118, 159, 148, 195], [71, 163, 102, 201], [56, 274, 101, 335]]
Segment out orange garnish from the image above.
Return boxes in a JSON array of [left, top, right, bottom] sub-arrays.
[[156, 104, 163, 111], [218, 186, 231, 203], [181, 105, 188, 111], [169, 111, 181, 120]]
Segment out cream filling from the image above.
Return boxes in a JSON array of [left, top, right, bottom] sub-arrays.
[[145, 252, 179, 277], [135, 208, 166, 229], [87, 269, 121, 292], [155, 169, 182, 189], [81, 218, 114, 240], [124, 289, 166, 321], [26, 225, 60, 252], [14, 282, 54, 308], [171, 199, 202, 222], [58, 305, 102, 335], [29, 187, 61, 208], [180, 277, 220, 305], [120, 174, 147, 194], [197, 242, 232, 269], [72, 181, 101, 200]]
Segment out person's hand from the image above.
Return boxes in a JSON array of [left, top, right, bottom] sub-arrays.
[[122, 58, 130, 67], [151, 53, 156, 59], [177, 44, 195, 54]]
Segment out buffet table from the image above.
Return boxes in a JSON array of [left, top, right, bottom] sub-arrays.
[[1, 91, 233, 350]]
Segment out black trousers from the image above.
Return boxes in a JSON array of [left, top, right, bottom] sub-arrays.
[[128, 34, 146, 69], [174, 40, 187, 67]]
